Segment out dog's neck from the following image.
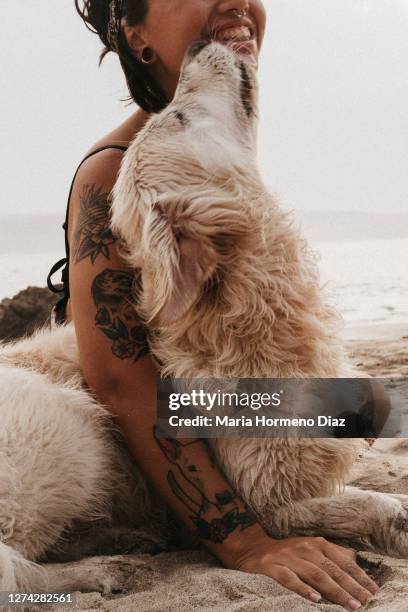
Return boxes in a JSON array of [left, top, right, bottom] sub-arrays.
[[148, 190, 344, 380]]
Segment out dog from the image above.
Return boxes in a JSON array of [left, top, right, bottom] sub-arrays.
[[0, 41, 406, 595]]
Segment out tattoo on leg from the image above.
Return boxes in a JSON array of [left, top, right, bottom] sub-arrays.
[[153, 426, 256, 544], [73, 184, 117, 264], [92, 269, 149, 361]]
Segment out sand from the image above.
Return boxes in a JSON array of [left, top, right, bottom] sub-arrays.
[[43, 325, 407, 612]]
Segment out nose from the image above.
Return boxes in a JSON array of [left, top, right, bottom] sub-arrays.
[[217, 1, 250, 15], [188, 40, 210, 59]]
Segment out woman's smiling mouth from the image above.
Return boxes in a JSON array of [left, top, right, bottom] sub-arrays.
[[206, 18, 258, 55]]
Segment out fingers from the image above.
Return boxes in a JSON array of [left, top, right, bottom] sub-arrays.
[[325, 546, 380, 596], [319, 557, 374, 607], [270, 566, 322, 605], [237, 536, 380, 611], [292, 558, 368, 611], [332, 543, 357, 559]]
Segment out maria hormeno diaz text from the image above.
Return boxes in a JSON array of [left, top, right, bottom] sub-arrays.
[[167, 414, 346, 428]]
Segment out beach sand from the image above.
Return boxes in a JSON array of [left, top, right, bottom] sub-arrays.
[[44, 325, 407, 611]]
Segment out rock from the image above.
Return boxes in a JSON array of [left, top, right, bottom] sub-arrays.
[[0, 286, 58, 342]]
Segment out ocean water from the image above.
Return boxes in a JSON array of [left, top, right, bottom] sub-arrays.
[[0, 253, 62, 303], [0, 239, 407, 327], [316, 238, 408, 326]]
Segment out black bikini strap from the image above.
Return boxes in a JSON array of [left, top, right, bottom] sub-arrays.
[[47, 257, 69, 293], [62, 144, 129, 268]]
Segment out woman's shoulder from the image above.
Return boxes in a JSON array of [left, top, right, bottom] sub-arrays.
[[75, 108, 149, 185], [75, 145, 126, 188]]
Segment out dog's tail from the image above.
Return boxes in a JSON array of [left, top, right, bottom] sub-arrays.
[[0, 542, 48, 592]]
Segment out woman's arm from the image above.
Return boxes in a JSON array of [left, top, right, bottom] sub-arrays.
[[68, 150, 378, 611]]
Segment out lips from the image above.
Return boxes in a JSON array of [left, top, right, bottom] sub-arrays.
[[205, 17, 258, 53], [217, 25, 252, 42]]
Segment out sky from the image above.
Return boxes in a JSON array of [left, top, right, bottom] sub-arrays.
[[1, 0, 407, 218]]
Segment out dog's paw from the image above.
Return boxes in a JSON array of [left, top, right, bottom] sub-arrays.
[[44, 555, 145, 596], [376, 494, 408, 558]]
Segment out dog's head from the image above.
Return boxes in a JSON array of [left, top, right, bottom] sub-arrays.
[[179, 39, 258, 133], [111, 43, 260, 328]]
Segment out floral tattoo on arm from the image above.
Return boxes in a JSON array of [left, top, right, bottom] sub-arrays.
[[153, 426, 256, 544], [73, 184, 116, 264], [92, 269, 149, 361], [71, 183, 149, 362]]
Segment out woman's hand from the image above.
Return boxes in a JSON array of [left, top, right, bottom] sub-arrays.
[[224, 528, 379, 610]]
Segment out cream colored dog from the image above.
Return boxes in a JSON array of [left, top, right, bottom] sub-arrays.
[[0, 42, 406, 594]]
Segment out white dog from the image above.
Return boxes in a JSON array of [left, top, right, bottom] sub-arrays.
[[0, 41, 406, 594]]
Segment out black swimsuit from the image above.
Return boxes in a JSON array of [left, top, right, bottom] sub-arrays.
[[47, 145, 128, 326]]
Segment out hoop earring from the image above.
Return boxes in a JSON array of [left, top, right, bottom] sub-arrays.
[[140, 46, 156, 65]]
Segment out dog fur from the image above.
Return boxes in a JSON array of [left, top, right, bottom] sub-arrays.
[[0, 42, 407, 594]]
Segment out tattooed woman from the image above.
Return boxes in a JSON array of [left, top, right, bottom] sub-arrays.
[[47, 2, 378, 609]]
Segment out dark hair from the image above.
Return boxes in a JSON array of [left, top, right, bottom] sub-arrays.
[[75, 0, 169, 113]]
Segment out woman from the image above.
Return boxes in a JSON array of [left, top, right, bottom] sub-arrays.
[[48, 2, 378, 609]]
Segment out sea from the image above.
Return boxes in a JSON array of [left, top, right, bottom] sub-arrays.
[[316, 238, 407, 327], [0, 238, 406, 328]]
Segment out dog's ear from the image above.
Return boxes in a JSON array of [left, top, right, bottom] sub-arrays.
[[142, 204, 217, 326]]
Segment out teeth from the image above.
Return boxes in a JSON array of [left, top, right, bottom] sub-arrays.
[[218, 26, 252, 42]]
